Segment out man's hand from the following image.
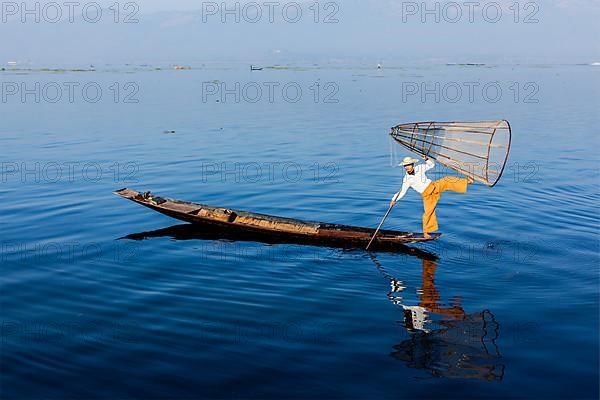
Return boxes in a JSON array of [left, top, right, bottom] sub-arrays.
[[389, 199, 396, 207], [422, 154, 428, 161]]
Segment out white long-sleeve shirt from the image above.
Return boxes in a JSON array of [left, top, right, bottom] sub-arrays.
[[392, 159, 435, 201]]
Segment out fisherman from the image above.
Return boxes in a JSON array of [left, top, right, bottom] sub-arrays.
[[390, 155, 473, 238]]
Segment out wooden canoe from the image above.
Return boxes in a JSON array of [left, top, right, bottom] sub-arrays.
[[113, 188, 441, 250]]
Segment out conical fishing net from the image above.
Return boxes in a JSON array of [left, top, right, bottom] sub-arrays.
[[390, 121, 511, 187]]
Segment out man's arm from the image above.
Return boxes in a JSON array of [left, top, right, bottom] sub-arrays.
[[423, 156, 435, 171], [390, 180, 409, 206]]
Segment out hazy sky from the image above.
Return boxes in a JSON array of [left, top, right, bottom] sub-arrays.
[[1, 0, 598, 64]]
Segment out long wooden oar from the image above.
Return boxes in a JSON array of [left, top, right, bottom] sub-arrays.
[[366, 202, 396, 251]]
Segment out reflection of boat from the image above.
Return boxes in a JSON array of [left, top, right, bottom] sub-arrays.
[[119, 223, 439, 258], [113, 188, 441, 251], [371, 255, 505, 380]]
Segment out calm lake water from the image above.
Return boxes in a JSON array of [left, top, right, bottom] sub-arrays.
[[1, 63, 599, 399]]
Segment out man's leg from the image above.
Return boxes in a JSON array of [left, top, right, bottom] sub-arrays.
[[422, 192, 439, 236], [435, 176, 470, 193]]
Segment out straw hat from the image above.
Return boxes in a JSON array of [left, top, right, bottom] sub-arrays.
[[399, 156, 419, 166]]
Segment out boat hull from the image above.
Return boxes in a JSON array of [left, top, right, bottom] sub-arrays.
[[113, 188, 441, 250]]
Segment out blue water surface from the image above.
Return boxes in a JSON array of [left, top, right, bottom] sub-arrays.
[[1, 63, 599, 399]]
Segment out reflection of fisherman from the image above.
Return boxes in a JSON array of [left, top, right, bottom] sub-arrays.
[[390, 155, 473, 238], [381, 258, 505, 381], [388, 259, 464, 332]]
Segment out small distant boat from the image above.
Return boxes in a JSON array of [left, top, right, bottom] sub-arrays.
[[250, 65, 263, 71], [113, 188, 441, 250]]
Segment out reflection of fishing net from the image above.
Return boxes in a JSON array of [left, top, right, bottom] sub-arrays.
[[390, 121, 511, 187], [391, 310, 505, 381]]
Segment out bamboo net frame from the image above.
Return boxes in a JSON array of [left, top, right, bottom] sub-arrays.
[[390, 120, 512, 187]]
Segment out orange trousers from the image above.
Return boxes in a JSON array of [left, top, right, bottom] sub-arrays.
[[421, 176, 468, 233]]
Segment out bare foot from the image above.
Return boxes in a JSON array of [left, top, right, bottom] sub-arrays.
[[423, 232, 432, 239], [467, 177, 474, 184]]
